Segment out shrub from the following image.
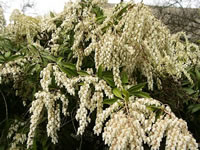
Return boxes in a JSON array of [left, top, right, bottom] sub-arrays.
[[0, 0, 199, 149]]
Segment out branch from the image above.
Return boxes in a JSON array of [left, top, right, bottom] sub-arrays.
[[0, 90, 8, 120]]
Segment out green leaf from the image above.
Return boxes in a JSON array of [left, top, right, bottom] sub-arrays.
[[96, 16, 107, 24], [78, 82, 84, 86], [59, 65, 77, 77], [92, 6, 104, 18], [50, 11, 55, 18], [102, 71, 113, 78], [0, 145, 5, 150], [102, 25, 110, 33], [28, 45, 39, 55], [128, 82, 147, 93], [188, 104, 200, 113], [122, 89, 129, 101], [77, 71, 89, 76], [56, 57, 63, 63], [116, 5, 129, 20], [4, 51, 11, 58], [7, 55, 23, 62], [113, 88, 123, 99], [0, 55, 5, 63], [67, 52, 73, 61], [32, 138, 37, 150], [130, 91, 151, 98], [181, 80, 190, 86], [103, 76, 115, 87], [146, 105, 161, 112], [97, 64, 103, 78], [61, 62, 76, 70], [103, 98, 118, 105], [121, 71, 128, 84], [195, 67, 200, 81], [155, 110, 164, 120], [195, 67, 200, 88], [42, 54, 57, 62], [183, 87, 196, 95]]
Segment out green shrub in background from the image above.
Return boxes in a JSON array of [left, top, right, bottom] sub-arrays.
[[0, 0, 200, 149]]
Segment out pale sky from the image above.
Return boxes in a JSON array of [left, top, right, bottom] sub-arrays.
[[1, 0, 199, 23]]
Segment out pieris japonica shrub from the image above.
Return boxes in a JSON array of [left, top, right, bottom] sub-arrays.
[[0, 0, 199, 149]]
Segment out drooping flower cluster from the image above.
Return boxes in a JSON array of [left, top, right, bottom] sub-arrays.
[[27, 64, 69, 148], [102, 97, 198, 150], [0, 57, 26, 84], [7, 120, 27, 150], [7, 9, 41, 42], [0, 7, 5, 32], [75, 77, 114, 135]]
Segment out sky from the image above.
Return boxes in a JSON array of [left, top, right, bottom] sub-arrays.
[[1, 0, 199, 23]]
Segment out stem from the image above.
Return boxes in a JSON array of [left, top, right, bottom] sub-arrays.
[[0, 90, 8, 120]]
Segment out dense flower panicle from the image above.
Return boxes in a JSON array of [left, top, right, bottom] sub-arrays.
[[7, 120, 27, 150], [27, 65, 69, 148], [40, 63, 52, 91], [27, 90, 68, 148], [94, 101, 122, 135], [53, 65, 77, 95], [0, 7, 5, 32], [27, 91, 45, 148], [10, 133, 27, 150], [76, 82, 91, 135], [7, 9, 41, 42], [102, 98, 198, 150], [75, 76, 114, 135], [103, 110, 145, 150], [7, 120, 25, 139], [98, 80, 114, 98], [0, 58, 26, 84]]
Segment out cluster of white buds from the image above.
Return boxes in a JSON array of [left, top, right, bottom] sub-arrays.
[[7, 120, 25, 139], [94, 101, 122, 135], [10, 133, 27, 150], [0, 58, 26, 84], [27, 90, 68, 148], [40, 63, 52, 91], [52, 65, 79, 95], [76, 82, 92, 135], [27, 64, 69, 148], [101, 97, 198, 150], [103, 110, 145, 150], [7, 120, 27, 150], [95, 80, 114, 99], [75, 75, 114, 135], [0, 7, 5, 31], [8, 9, 41, 42]]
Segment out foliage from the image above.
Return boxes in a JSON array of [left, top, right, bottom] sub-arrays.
[[0, 0, 200, 150]]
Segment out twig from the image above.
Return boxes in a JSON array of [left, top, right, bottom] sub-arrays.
[[79, 135, 83, 150], [0, 90, 8, 120], [71, 107, 77, 133]]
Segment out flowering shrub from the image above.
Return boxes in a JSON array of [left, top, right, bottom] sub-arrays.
[[0, 0, 199, 149]]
